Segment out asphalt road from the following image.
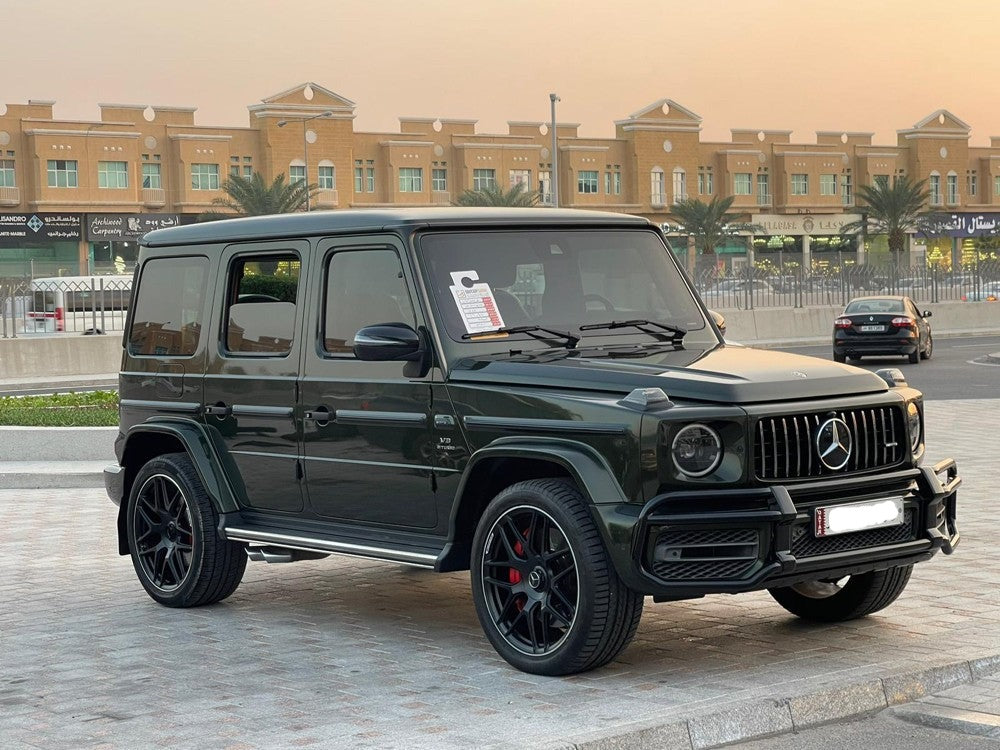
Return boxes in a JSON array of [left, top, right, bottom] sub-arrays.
[[773, 334, 1000, 401]]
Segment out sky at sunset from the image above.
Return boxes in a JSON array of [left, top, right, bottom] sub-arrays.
[[7, 0, 1000, 146]]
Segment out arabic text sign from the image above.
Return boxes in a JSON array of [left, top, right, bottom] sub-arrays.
[[926, 212, 1000, 237], [86, 213, 184, 242], [0, 213, 83, 246]]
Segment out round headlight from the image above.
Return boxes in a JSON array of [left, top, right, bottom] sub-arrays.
[[671, 424, 722, 477], [906, 402, 922, 454]]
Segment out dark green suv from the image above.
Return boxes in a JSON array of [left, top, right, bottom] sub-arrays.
[[105, 208, 960, 676]]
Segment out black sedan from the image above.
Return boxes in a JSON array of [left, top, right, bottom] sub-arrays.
[[832, 295, 933, 364]]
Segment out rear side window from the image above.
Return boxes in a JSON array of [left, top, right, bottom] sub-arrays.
[[128, 257, 209, 356], [224, 254, 301, 356]]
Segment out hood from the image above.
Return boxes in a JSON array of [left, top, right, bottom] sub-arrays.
[[449, 345, 888, 404]]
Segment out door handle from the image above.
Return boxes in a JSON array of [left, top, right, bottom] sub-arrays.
[[203, 402, 232, 417], [303, 406, 331, 425]]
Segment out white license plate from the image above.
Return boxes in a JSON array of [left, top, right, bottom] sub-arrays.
[[814, 497, 904, 537], [859, 324, 885, 332]]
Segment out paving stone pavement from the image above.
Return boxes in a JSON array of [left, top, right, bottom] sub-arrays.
[[1, 399, 998, 750]]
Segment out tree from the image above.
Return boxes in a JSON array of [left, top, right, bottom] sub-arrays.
[[669, 195, 760, 273], [840, 175, 937, 263], [199, 173, 314, 220], [454, 182, 539, 207]]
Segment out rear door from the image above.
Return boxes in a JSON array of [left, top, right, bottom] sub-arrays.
[[204, 242, 309, 514]]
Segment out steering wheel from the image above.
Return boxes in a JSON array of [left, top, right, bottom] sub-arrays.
[[583, 293, 616, 312]]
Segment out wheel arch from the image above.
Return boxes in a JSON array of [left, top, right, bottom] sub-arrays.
[[116, 419, 243, 555], [437, 437, 628, 572]]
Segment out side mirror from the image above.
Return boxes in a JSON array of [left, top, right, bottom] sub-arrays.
[[708, 309, 727, 336], [353, 323, 424, 361], [922, 310, 932, 318]]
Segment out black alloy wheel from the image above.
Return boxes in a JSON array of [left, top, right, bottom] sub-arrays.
[[126, 453, 246, 607], [471, 479, 643, 676], [921, 334, 933, 360], [132, 472, 194, 590], [480, 505, 579, 657]]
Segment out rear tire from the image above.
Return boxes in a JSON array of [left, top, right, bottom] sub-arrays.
[[768, 565, 913, 622], [470, 478, 643, 675], [126, 452, 246, 608], [833, 351, 847, 363], [908, 349, 920, 364]]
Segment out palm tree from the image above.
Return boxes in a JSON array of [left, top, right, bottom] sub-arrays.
[[454, 182, 539, 207], [840, 175, 937, 263], [199, 173, 314, 220], [669, 195, 759, 273]]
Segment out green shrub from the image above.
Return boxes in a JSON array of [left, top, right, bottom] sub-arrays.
[[0, 390, 119, 426], [238, 274, 298, 302]]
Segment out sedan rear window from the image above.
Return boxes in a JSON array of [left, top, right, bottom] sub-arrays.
[[844, 298, 904, 314]]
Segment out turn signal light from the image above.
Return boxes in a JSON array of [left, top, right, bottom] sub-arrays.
[[834, 317, 852, 329], [891, 316, 915, 329]]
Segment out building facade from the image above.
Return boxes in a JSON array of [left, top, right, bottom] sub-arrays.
[[2, 81, 999, 276]]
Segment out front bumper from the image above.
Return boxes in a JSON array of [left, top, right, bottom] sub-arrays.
[[609, 458, 960, 598], [104, 464, 124, 506]]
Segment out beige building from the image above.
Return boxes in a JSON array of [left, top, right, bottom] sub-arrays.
[[1, 82, 998, 276]]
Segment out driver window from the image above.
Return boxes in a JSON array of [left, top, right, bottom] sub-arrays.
[[324, 248, 416, 354]]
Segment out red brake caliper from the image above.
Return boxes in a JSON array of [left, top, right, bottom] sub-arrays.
[[509, 531, 528, 611]]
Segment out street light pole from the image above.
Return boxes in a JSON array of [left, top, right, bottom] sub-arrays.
[[277, 110, 333, 211], [549, 93, 560, 208]]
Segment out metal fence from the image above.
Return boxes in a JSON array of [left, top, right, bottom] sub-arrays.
[[0, 276, 132, 338], [691, 260, 1000, 310]]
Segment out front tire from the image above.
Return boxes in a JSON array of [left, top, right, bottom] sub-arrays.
[[471, 479, 643, 675], [921, 335, 933, 360], [126, 452, 246, 607], [768, 565, 913, 622]]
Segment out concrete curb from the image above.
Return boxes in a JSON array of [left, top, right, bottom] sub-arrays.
[[0, 426, 116, 462], [891, 704, 1000, 739], [0, 461, 107, 489], [543, 654, 1000, 750]]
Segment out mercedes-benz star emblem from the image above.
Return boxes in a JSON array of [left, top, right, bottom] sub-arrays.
[[815, 417, 852, 470]]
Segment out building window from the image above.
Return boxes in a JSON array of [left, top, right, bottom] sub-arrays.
[[613, 169, 622, 195], [0, 159, 15, 188], [142, 163, 161, 189], [47, 159, 78, 188], [432, 167, 447, 192], [733, 172, 751, 195], [539, 170, 552, 204], [756, 173, 770, 205], [230, 156, 240, 178], [98, 161, 129, 189], [318, 164, 335, 189], [841, 172, 853, 205], [191, 163, 220, 191], [672, 168, 687, 202], [947, 172, 959, 204], [873, 174, 889, 189], [929, 173, 941, 205], [967, 171, 977, 197], [604, 171, 611, 195], [242, 156, 253, 180], [995, 175, 1000, 200], [509, 169, 531, 190], [354, 160, 363, 192], [473, 168, 496, 191], [366, 160, 375, 192], [577, 170, 598, 194], [650, 168, 665, 204], [791, 174, 809, 196], [820, 174, 837, 195], [289, 164, 306, 185], [399, 167, 423, 192], [698, 167, 713, 196]]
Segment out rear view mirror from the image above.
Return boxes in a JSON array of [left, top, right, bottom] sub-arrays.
[[707, 309, 727, 336], [354, 323, 424, 361], [922, 310, 932, 318]]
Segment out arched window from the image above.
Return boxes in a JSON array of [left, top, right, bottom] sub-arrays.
[[672, 167, 687, 203], [318, 160, 336, 190], [650, 167, 665, 205], [289, 158, 306, 185], [928, 170, 941, 205]]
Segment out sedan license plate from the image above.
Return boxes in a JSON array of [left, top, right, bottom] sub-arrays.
[[859, 324, 885, 332], [814, 497, 904, 538]]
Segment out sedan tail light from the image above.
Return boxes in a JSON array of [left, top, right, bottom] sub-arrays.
[[891, 316, 915, 329], [834, 317, 853, 329]]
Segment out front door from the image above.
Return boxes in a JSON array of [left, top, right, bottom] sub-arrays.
[[204, 242, 309, 514], [300, 237, 438, 529]]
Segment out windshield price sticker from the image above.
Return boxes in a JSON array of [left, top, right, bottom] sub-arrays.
[[449, 270, 506, 335]]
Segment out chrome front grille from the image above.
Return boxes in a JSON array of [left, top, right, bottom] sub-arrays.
[[754, 406, 905, 480]]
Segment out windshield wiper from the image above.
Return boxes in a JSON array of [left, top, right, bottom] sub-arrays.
[[461, 325, 580, 349], [578, 319, 686, 342]]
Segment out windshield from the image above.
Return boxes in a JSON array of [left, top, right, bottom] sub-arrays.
[[418, 229, 714, 347]]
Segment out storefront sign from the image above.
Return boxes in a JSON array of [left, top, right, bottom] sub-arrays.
[[925, 213, 1000, 238], [86, 213, 189, 242], [0, 213, 82, 245], [752, 213, 861, 235]]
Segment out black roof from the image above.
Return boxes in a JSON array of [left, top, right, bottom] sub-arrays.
[[142, 207, 651, 248]]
